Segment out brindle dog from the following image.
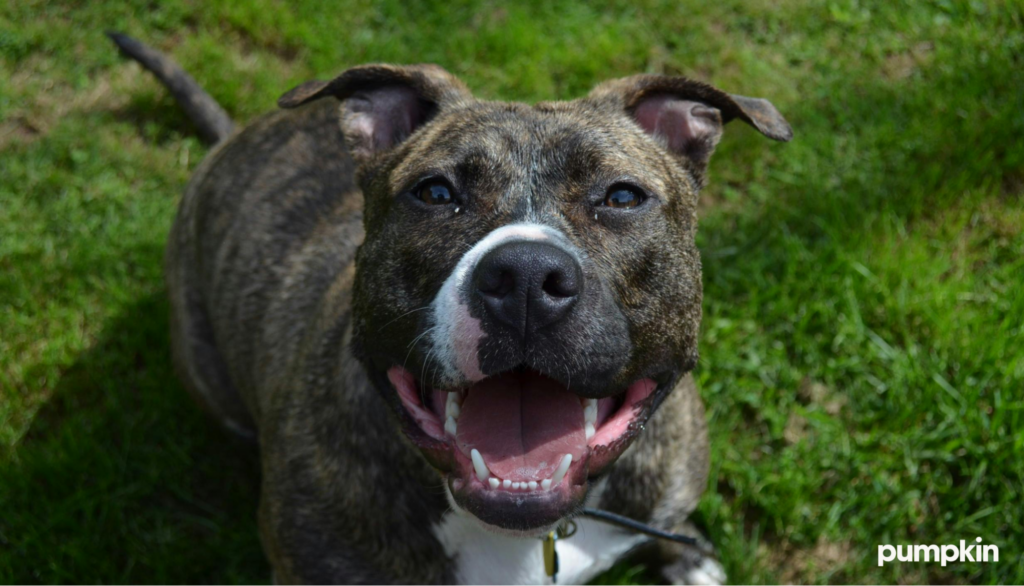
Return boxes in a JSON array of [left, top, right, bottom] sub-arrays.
[[110, 32, 791, 584]]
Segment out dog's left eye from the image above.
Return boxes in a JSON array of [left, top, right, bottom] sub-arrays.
[[603, 186, 644, 209], [417, 182, 454, 205]]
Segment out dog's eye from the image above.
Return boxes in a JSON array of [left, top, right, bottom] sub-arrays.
[[603, 186, 644, 209], [418, 182, 453, 205]]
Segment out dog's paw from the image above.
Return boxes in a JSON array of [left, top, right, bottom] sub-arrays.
[[663, 555, 727, 586], [680, 557, 726, 585]]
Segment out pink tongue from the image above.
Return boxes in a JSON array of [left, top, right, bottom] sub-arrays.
[[456, 371, 587, 482]]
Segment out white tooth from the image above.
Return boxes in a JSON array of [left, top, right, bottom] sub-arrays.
[[445, 416, 457, 436], [541, 479, 552, 491], [528, 481, 538, 491], [585, 422, 595, 440], [512, 482, 521, 489], [446, 393, 462, 418], [488, 477, 499, 489], [470, 449, 489, 482], [552, 454, 572, 485], [584, 401, 598, 424], [502, 479, 511, 489]]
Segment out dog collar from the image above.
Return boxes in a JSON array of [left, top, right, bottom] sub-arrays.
[[541, 520, 577, 582], [542, 509, 701, 583]]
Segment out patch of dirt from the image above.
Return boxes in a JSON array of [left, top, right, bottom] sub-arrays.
[[471, 6, 508, 30], [218, 20, 302, 64], [882, 41, 934, 81], [0, 117, 41, 150], [783, 410, 808, 444], [760, 536, 856, 583], [931, 196, 1024, 279], [904, 564, 959, 584], [975, 198, 1024, 241], [3, 56, 147, 149], [798, 377, 847, 415]]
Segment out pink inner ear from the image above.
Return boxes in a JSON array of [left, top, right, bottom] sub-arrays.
[[344, 85, 427, 156], [633, 94, 721, 153]]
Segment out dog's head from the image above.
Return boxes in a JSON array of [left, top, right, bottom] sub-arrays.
[[280, 65, 791, 532]]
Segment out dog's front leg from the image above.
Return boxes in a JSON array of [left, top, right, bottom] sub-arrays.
[[653, 524, 726, 586], [255, 374, 457, 585], [258, 463, 456, 585]]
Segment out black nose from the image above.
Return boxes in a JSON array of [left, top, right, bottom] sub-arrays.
[[473, 240, 583, 337]]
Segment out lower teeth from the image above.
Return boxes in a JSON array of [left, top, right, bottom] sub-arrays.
[[469, 453, 574, 492]]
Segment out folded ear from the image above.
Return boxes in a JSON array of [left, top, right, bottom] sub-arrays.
[[588, 75, 792, 181], [279, 64, 473, 162]]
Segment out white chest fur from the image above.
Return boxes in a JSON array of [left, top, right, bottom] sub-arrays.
[[432, 511, 647, 585]]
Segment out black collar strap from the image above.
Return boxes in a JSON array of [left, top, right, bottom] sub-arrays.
[[580, 508, 699, 546], [542, 508, 701, 583]]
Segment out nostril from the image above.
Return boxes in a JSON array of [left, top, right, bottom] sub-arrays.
[[478, 270, 515, 298], [541, 271, 577, 298]]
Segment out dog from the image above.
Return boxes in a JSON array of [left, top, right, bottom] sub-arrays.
[[109, 32, 791, 584]]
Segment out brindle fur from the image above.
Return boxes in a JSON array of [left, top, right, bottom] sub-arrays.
[[118, 35, 792, 584]]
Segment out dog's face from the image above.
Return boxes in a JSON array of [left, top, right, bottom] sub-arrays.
[[281, 66, 790, 532]]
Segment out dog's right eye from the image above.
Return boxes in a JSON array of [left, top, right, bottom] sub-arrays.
[[417, 182, 454, 205], [602, 185, 646, 209]]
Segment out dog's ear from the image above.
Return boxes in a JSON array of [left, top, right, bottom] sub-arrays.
[[588, 75, 792, 181], [279, 64, 472, 161]]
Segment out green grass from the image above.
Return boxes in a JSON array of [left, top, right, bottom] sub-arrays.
[[2, 0, 1022, 583]]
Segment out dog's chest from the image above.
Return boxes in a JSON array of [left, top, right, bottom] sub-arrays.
[[432, 513, 646, 585]]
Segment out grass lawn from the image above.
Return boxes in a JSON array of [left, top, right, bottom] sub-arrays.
[[2, 0, 1022, 583]]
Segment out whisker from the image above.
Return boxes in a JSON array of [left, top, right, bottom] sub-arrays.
[[403, 325, 438, 372], [377, 305, 431, 333]]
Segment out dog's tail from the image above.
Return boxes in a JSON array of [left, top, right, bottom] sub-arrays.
[[106, 31, 235, 144]]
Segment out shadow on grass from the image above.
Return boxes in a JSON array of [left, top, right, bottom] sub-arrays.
[[110, 91, 206, 146], [0, 293, 267, 584]]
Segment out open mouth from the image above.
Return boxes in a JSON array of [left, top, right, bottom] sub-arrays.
[[387, 365, 661, 531]]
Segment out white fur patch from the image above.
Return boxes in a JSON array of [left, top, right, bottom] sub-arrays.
[[428, 223, 570, 387], [432, 510, 646, 585], [682, 557, 726, 585]]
